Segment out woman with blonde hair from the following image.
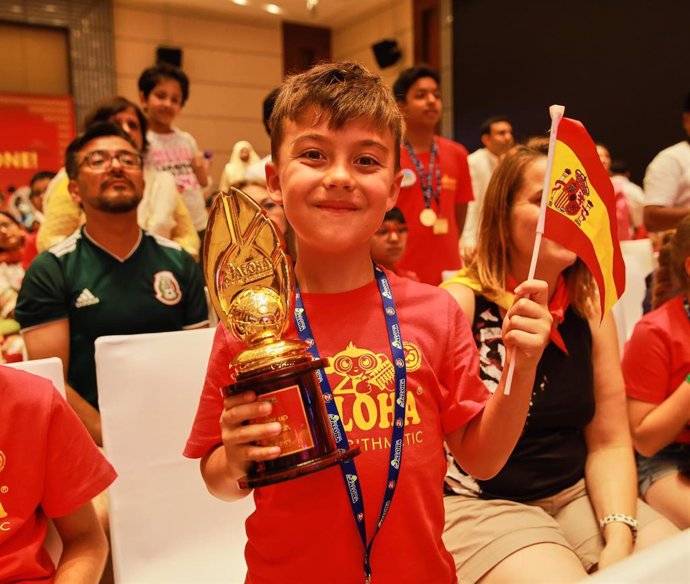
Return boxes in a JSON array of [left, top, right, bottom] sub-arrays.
[[622, 215, 690, 529], [218, 140, 261, 191], [441, 139, 677, 584]]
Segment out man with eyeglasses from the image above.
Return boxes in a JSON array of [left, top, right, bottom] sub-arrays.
[[15, 122, 209, 447]]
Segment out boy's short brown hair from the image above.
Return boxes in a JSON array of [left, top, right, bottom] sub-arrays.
[[270, 62, 402, 170]]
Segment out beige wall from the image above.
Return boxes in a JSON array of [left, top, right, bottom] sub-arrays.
[[332, 0, 413, 90], [113, 0, 416, 184], [113, 1, 282, 185], [0, 23, 70, 95]]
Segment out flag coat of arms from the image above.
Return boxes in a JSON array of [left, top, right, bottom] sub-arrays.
[[543, 116, 626, 319]]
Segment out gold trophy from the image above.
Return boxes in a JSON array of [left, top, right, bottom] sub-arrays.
[[204, 188, 360, 488]]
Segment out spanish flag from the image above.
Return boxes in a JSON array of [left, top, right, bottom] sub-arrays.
[[543, 112, 626, 319]]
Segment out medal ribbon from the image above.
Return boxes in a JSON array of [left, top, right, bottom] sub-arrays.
[[403, 137, 441, 211], [294, 264, 407, 583]]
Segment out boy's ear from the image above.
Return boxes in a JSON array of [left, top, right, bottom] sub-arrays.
[[265, 160, 283, 204], [386, 169, 404, 211], [138, 91, 147, 110], [67, 179, 82, 206]]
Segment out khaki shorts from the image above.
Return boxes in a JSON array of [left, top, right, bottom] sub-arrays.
[[443, 479, 661, 584]]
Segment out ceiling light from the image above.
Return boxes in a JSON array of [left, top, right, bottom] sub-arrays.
[[264, 3, 281, 14], [232, 0, 248, 5]]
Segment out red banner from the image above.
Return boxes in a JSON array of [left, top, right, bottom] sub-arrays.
[[0, 93, 75, 194]]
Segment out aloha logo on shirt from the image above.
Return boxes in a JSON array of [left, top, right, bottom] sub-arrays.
[[323, 341, 424, 451], [153, 271, 182, 305]]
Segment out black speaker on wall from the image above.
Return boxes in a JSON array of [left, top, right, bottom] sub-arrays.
[[156, 46, 183, 68], [371, 39, 402, 69]]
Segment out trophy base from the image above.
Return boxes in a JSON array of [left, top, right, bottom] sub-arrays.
[[238, 445, 361, 489], [228, 357, 361, 489]]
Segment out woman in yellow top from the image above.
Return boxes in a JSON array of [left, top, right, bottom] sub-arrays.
[[38, 96, 200, 259]]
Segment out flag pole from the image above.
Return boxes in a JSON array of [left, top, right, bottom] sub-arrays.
[[503, 104, 565, 396]]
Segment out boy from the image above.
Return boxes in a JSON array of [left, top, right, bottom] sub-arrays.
[[392, 65, 474, 286], [138, 63, 210, 238], [184, 62, 552, 584], [370, 207, 419, 281], [0, 367, 116, 583]]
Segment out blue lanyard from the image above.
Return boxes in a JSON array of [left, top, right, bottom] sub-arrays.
[[403, 137, 442, 210], [294, 265, 407, 583]]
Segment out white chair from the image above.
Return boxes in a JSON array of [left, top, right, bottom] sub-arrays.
[[95, 328, 253, 584], [3, 357, 65, 564], [4, 356, 65, 395], [612, 238, 656, 351], [583, 528, 690, 583]]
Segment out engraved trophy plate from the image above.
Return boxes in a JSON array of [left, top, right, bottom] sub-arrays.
[[204, 189, 359, 488]]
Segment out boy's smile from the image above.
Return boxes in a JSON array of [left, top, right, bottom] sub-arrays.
[[266, 112, 403, 256]]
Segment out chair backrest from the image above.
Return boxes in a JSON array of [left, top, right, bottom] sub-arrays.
[[4, 357, 65, 396], [3, 357, 65, 564], [95, 327, 253, 584], [612, 238, 656, 351]]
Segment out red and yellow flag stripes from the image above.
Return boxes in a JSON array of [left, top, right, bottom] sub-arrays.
[[544, 116, 626, 319]]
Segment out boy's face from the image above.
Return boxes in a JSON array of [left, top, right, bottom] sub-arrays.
[[265, 110, 402, 256], [398, 76, 441, 129], [139, 77, 183, 129], [370, 219, 408, 269], [30, 177, 51, 212]]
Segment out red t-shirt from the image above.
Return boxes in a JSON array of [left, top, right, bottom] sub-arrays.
[[392, 265, 420, 282], [622, 294, 690, 444], [396, 136, 473, 286], [185, 273, 489, 584], [0, 367, 117, 583]]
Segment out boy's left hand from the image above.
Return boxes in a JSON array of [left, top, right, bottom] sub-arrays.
[[502, 279, 552, 367]]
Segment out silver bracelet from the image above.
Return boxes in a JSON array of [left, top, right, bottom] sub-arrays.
[[600, 513, 638, 542]]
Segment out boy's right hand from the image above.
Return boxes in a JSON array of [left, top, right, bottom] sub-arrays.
[[220, 390, 283, 481]]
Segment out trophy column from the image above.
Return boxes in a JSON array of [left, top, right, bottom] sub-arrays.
[[205, 189, 359, 489]]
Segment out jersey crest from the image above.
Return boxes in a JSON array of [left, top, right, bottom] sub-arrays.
[[153, 270, 182, 305]]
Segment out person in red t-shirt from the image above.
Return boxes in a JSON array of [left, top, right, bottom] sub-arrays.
[[0, 367, 116, 583], [184, 62, 552, 584], [623, 215, 690, 529], [370, 207, 419, 281], [392, 65, 474, 286]]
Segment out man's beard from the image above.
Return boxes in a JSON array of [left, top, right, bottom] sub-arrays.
[[97, 179, 143, 213]]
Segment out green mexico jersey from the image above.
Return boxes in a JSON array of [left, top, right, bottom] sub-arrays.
[[16, 228, 209, 408]]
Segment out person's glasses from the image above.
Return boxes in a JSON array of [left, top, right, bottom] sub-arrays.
[[79, 150, 143, 172], [374, 224, 408, 238]]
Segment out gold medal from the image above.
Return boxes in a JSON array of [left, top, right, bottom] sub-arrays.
[[419, 208, 437, 227]]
